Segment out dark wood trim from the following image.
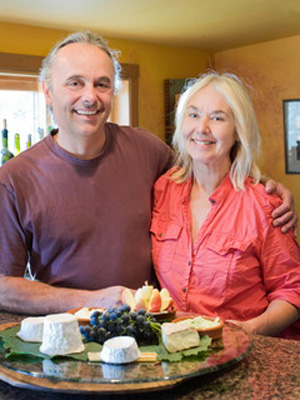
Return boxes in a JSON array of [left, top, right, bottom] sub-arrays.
[[0, 53, 43, 74], [122, 64, 139, 127], [121, 63, 139, 79], [0, 75, 39, 91]]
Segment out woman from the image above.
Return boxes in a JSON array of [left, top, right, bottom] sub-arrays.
[[151, 72, 300, 338]]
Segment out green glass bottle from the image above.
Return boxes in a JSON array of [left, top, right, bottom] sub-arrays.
[[26, 134, 32, 148], [14, 133, 21, 155], [1, 119, 14, 166]]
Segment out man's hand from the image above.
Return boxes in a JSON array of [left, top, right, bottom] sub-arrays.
[[93, 286, 128, 309], [265, 180, 298, 235]]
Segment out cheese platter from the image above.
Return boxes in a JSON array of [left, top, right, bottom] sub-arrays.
[[0, 319, 252, 394], [0, 284, 251, 394]]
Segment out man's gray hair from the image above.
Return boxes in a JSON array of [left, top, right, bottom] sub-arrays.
[[39, 31, 122, 93]]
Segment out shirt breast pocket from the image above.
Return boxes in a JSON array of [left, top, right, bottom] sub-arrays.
[[204, 234, 258, 291], [206, 235, 251, 255], [150, 219, 182, 273]]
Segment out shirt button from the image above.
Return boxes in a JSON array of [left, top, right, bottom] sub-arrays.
[[158, 233, 163, 238], [188, 261, 191, 266], [210, 199, 216, 204], [182, 288, 187, 293]]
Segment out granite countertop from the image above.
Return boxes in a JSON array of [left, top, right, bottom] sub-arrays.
[[0, 311, 299, 400]]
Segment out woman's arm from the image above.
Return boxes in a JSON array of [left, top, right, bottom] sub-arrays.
[[228, 299, 300, 336]]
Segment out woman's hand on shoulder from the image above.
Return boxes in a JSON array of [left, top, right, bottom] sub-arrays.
[[264, 179, 298, 235]]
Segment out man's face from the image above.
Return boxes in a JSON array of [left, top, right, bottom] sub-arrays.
[[43, 42, 115, 142]]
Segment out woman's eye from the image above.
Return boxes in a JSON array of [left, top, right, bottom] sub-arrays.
[[212, 116, 224, 121], [189, 113, 198, 119]]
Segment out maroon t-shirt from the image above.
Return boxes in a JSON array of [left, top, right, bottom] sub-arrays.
[[0, 123, 172, 290]]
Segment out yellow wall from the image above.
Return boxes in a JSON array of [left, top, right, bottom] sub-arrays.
[[1, 22, 298, 226], [0, 22, 211, 140], [215, 35, 300, 229]]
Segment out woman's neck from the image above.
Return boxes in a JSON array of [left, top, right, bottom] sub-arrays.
[[192, 160, 231, 197]]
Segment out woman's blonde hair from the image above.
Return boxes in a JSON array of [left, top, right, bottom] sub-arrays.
[[171, 71, 261, 190]]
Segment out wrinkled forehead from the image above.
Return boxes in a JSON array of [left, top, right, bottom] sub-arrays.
[[52, 42, 115, 82]]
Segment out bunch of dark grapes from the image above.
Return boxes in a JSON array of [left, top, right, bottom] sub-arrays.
[[79, 305, 161, 345]]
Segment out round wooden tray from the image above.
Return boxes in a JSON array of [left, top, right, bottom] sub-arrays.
[[0, 322, 251, 394]]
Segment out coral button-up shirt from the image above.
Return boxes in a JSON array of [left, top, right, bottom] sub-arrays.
[[151, 170, 300, 338]]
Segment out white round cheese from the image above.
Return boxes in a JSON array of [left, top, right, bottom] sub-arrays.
[[17, 317, 45, 342], [40, 313, 85, 356], [100, 336, 140, 364]]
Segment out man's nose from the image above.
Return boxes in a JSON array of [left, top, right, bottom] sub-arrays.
[[82, 84, 97, 103]]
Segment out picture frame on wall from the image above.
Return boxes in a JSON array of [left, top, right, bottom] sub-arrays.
[[283, 99, 300, 174], [164, 79, 186, 146]]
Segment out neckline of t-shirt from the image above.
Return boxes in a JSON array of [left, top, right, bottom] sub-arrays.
[[45, 125, 112, 166]]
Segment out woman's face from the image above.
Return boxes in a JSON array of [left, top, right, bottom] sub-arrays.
[[182, 84, 236, 170]]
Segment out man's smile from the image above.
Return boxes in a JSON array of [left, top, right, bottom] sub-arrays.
[[74, 109, 101, 116]]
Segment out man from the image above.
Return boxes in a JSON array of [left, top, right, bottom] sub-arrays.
[[0, 32, 296, 315]]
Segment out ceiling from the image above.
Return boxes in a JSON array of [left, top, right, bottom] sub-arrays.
[[0, 0, 300, 51]]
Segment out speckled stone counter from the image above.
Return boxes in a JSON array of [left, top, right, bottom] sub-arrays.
[[0, 311, 299, 400]]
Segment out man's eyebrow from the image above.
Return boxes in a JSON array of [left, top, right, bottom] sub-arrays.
[[65, 75, 112, 83], [96, 76, 112, 83], [66, 74, 85, 79]]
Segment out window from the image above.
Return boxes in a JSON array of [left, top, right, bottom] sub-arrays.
[[0, 73, 47, 153], [0, 53, 139, 155]]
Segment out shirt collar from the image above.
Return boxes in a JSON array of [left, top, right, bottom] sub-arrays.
[[209, 173, 233, 206], [181, 172, 234, 206]]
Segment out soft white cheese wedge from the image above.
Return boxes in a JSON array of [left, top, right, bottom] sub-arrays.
[[17, 317, 45, 342], [74, 307, 105, 320], [162, 321, 200, 353], [100, 336, 141, 364], [40, 313, 85, 356]]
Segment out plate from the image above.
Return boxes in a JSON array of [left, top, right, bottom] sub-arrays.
[[0, 322, 252, 394], [172, 315, 224, 340], [67, 306, 177, 325], [150, 307, 177, 321]]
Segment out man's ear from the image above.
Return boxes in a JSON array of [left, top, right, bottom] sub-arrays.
[[42, 81, 52, 106]]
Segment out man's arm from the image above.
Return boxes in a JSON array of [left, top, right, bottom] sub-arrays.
[[0, 276, 126, 315], [265, 180, 298, 234]]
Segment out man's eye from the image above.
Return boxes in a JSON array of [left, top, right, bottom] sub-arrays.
[[189, 113, 198, 119], [97, 82, 111, 90], [68, 81, 81, 88]]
